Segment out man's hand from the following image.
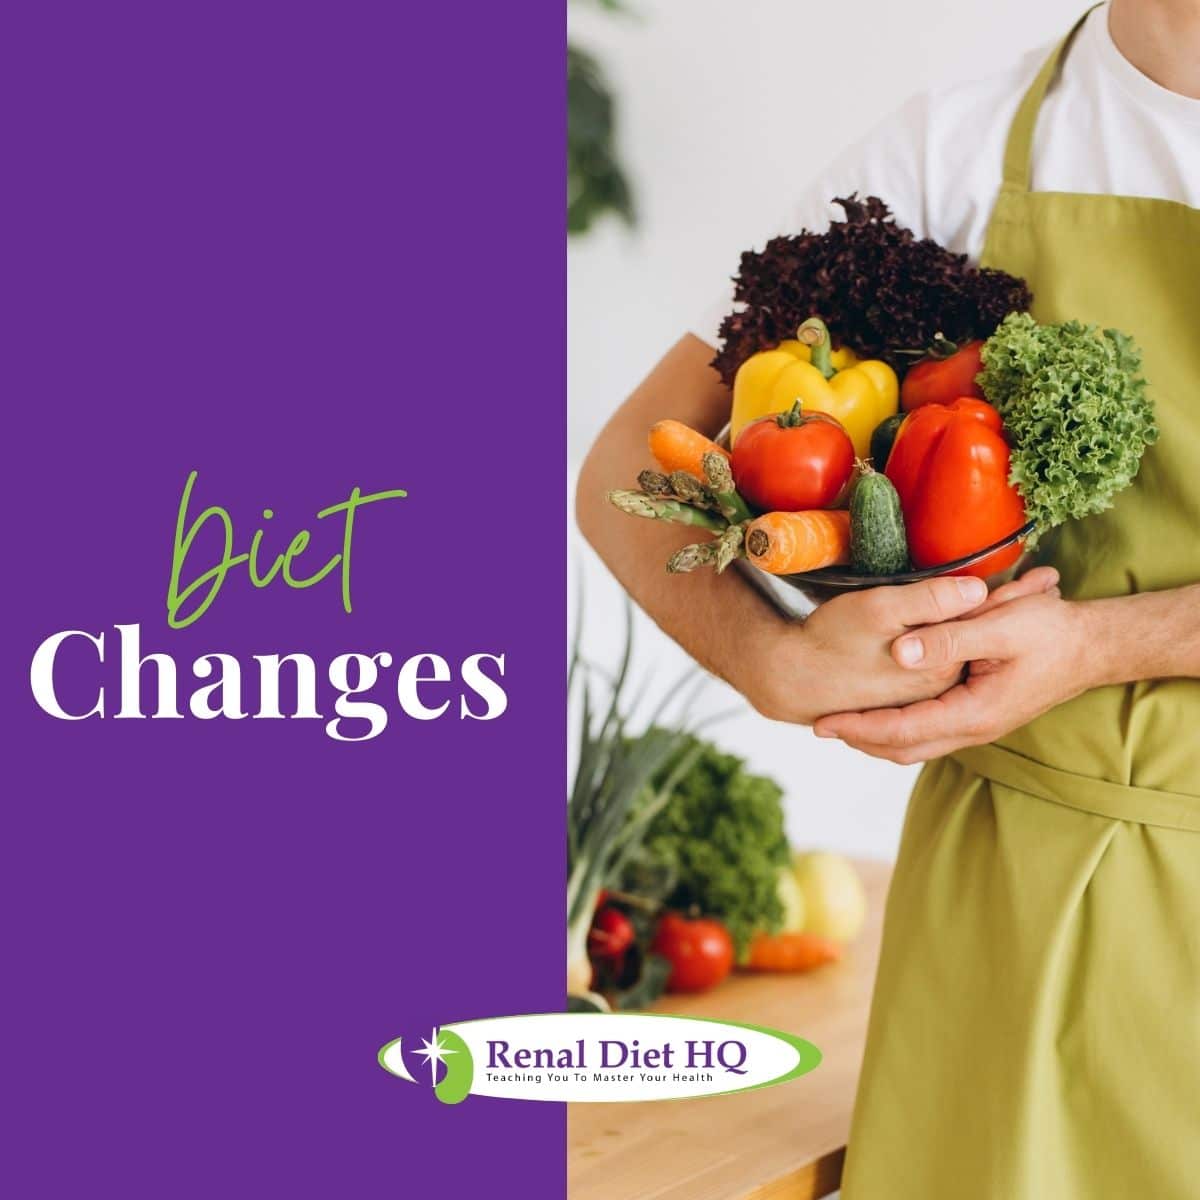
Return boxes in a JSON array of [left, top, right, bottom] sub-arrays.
[[745, 567, 1061, 726], [812, 587, 1099, 762]]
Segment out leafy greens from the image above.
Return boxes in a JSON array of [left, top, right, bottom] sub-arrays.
[[712, 195, 1032, 381], [978, 312, 1159, 536], [624, 736, 790, 956]]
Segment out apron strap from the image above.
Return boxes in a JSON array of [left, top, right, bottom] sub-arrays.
[[953, 744, 1200, 832], [1000, 6, 1101, 193]]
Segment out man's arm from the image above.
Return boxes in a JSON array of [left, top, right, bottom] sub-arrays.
[[575, 335, 1057, 724], [576, 335, 785, 697], [1091, 585, 1200, 684]]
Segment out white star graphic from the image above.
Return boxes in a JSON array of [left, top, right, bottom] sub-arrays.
[[413, 1028, 455, 1087]]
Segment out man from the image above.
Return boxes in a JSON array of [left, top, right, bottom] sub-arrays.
[[576, 3, 1200, 1195]]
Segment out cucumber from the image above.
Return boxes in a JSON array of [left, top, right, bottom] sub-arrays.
[[850, 467, 909, 575], [869, 412, 906, 470]]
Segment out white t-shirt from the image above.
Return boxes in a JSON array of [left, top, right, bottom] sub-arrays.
[[692, 3, 1200, 346]]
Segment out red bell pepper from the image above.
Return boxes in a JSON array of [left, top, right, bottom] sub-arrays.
[[885, 397, 1026, 578], [899, 339, 986, 412]]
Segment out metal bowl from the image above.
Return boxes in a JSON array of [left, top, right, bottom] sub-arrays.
[[781, 520, 1037, 590], [737, 522, 1037, 616]]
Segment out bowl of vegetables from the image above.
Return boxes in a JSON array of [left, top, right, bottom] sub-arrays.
[[605, 197, 1158, 612]]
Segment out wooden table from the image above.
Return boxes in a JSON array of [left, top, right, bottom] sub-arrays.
[[568, 860, 892, 1200]]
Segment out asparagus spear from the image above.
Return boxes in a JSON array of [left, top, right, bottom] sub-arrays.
[[667, 470, 720, 511], [665, 523, 747, 575], [607, 490, 727, 530], [637, 469, 673, 498], [666, 541, 718, 573], [701, 452, 754, 524], [713, 522, 747, 574]]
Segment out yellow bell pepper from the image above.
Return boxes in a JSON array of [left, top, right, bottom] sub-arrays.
[[730, 317, 898, 458]]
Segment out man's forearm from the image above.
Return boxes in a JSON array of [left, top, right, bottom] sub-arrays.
[[575, 335, 787, 698], [1084, 583, 1200, 687], [577, 482, 788, 696]]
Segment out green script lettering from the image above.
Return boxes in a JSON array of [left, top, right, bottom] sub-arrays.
[[166, 471, 407, 629]]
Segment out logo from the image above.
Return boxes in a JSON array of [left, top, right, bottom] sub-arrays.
[[378, 1012, 820, 1105]]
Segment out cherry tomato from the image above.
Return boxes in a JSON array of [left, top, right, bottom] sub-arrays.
[[588, 906, 635, 960], [900, 340, 985, 411], [650, 912, 734, 994], [731, 402, 854, 512]]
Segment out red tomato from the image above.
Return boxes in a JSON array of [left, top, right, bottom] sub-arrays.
[[588, 906, 635, 960], [731, 403, 854, 512], [900, 340, 985, 412], [650, 912, 734, 994]]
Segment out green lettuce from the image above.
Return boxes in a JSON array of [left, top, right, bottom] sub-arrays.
[[979, 312, 1158, 536], [624, 736, 790, 955]]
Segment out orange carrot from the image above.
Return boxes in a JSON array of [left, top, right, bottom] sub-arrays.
[[648, 420, 730, 479], [743, 931, 843, 973], [744, 510, 851, 575]]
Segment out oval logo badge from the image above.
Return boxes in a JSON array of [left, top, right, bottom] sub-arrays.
[[379, 1012, 821, 1105]]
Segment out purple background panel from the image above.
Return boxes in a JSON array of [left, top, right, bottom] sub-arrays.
[[3, 3, 564, 1197]]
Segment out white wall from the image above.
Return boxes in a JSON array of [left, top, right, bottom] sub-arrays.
[[568, 0, 1082, 859]]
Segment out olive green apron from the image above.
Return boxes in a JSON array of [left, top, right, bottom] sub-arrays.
[[842, 14, 1200, 1199]]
